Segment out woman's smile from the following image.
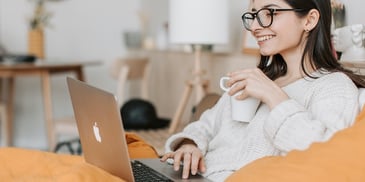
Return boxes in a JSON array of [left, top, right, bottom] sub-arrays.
[[256, 34, 275, 42]]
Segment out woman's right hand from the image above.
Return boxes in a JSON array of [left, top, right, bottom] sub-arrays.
[[160, 140, 206, 179], [226, 68, 289, 109]]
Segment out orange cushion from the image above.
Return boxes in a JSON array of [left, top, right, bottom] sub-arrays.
[[0, 147, 125, 182], [0, 132, 158, 181], [126, 132, 159, 159], [226, 107, 365, 182]]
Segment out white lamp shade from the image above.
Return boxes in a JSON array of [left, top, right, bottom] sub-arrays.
[[169, 0, 229, 45]]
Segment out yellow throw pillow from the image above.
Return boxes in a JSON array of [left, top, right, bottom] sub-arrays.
[[126, 132, 159, 159], [226, 108, 365, 182], [0, 147, 125, 181]]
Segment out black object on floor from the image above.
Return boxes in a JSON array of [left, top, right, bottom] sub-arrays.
[[120, 98, 170, 130]]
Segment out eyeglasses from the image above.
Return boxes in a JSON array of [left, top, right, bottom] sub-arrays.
[[242, 8, 304, 31]]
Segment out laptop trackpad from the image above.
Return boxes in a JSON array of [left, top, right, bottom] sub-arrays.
[[137, 158, 212, 182]]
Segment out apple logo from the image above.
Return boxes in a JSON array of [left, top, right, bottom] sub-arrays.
[[93, 122, 102, 143]]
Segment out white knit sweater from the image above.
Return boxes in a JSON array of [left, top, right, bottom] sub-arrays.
[[165, 72, 360, 181]]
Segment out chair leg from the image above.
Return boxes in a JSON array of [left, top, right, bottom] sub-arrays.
[[54, 138, 82, 155], [0, 105, 7, 146]]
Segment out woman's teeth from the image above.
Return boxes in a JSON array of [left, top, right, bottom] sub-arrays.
[[257, 35, 274, 42]]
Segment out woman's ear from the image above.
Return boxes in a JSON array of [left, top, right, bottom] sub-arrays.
[[303, 9, 320, 32]]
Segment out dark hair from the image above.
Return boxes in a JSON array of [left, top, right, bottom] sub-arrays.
[[257, 0, 365, 87]]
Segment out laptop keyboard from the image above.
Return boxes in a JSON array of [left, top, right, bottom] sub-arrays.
[[131, 160, 173, 182]]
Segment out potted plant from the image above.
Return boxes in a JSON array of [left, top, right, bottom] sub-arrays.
[[27, 0, 63, 59]]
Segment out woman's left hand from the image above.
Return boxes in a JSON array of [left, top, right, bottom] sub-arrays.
[[226, 68, 289, 109]]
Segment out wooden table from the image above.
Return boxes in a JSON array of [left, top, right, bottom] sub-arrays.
[[0, 60, 100, 150]]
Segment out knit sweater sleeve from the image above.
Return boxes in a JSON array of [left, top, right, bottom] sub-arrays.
[[164, 94, 230, 155], [264, 72, 359, 153]]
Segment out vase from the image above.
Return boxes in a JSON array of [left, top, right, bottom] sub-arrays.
[[28, 29, 45, 59]]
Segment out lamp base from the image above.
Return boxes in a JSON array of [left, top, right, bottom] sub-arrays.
[[168, 79, 209, 134], [191, 44, 213, 52], [168, 44, 210, 134]]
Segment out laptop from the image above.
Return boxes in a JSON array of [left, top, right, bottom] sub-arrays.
[[66, 77, 211, 182]]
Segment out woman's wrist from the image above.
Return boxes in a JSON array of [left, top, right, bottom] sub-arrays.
[[266, 89, 289, 110], [175, 139, 197, 150]]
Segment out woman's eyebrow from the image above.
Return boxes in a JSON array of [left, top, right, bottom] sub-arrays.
[[263, 4, 281, 8], [251, 4, 281, 11]]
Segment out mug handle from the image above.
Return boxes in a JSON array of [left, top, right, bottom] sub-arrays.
[[219, 76, 230, 92]]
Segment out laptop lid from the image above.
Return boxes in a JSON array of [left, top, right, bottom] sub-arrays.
[[67, 77, 134, 182], [67, 77, 211, 182]]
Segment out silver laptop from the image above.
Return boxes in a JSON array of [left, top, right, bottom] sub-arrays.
[[66, 77, 210, 182]]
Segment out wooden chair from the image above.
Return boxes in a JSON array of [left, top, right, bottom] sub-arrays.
[[110, 57, 150, 107]]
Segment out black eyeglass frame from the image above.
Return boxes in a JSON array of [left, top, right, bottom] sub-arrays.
[[242, 8, 305, 31]]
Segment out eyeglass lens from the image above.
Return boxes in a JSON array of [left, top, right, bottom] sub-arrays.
[[242, 8, 273, 31]]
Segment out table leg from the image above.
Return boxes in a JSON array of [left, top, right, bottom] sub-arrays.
[[41, 71, 55, 151], [75, 67, 85, 81], [5, 77, 14, 146]]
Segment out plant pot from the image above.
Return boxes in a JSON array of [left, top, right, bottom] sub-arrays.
[[28, 29, 45, 59]]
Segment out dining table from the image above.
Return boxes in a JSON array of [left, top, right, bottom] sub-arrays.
[[0, 59, 100, 150]]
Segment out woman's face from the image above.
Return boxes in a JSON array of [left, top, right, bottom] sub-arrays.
[[249, 0, 307, 57]]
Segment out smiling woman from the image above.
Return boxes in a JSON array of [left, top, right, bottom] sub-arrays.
[[161, 0, 365, 181]]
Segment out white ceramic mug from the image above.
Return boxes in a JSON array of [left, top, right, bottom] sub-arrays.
[[219, 76, 260, 122]]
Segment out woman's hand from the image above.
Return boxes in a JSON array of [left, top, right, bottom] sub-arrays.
[[160, 140, 206, 179], [226, 68, 289, 109]]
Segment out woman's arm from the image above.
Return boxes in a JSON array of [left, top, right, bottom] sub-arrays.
[[265, 73, 359, 153], [164, 93, 230, 154], [161, 94, 229, 179]]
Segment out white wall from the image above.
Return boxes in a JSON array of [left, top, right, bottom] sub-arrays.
[[343, 0, 365, 25]]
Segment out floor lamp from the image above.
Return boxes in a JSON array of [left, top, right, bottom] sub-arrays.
[[168, 0, 228, 133]]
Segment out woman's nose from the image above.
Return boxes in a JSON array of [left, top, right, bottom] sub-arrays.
[[250, 18, 262, 32]]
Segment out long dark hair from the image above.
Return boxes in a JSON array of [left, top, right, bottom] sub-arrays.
[[257, 0, 365, 87]]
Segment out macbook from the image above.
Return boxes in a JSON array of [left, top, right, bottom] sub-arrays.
[[66, 77, 210, 182]]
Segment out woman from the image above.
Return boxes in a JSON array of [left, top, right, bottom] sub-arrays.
[[161, 0, 365, 181]]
